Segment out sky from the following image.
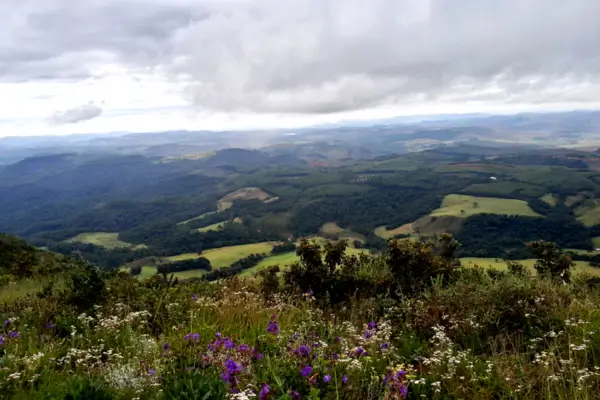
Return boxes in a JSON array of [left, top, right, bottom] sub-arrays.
[[1, 0, 599, 137]]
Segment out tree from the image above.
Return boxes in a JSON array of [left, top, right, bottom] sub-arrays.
[[527, 240, 574, 283]]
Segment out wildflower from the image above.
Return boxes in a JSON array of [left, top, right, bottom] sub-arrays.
[[300, 365, 313, 377], [381, 343, 390, 349], [149, 369, 155, 376], [291, 390, 301, 400], [259, 384, 270, 399], [225, 359, 243, 374], [0, 336, 4, 346], [191, 294, 198, 301], [8, 331, 19, 339], [335, 336, 342, 343], [267, 316, 280, 335], [46, 322, 55, 329], [354, 347, 367, 357], [252, 349, 263, 360], [368, 321, 377, 330], [294, 345, 310, 358], [216, 332, 222, 338], [363, 330, 373, 339], [238, 344, 250, 352], [400, 386, 408, 398], [323, 375, 331, 383], [224, 338, 236, 349], [3, 319, 10, 328], [163, 342, 170, 351], [184, 333, 200, 342], [342, 375, 348, 385]]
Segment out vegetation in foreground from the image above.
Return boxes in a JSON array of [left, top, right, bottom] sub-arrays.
[[2, 234, 600, 399]]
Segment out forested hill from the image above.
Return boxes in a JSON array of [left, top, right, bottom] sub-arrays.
[[2, 142, 600, 276]]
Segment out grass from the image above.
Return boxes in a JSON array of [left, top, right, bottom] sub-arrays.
[[166, 242, 279, 269], [574, 199, 600, 226], [431, 194, 541, 218], [198, 221, 227, 232], [217, 187, 276, 210], [593, 237, 600, 248], [460, 257, 600, 276], [374, 224, 414, 239], [320, 222, 365, 242], [65, 232, 146, 250], [540, 193, 558, 206], [435, 163, 516, 174], [177, 211, 217, 225]]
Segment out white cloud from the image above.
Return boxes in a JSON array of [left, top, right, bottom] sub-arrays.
[[0, 0, 598, 136], [50, 103, 103, 124]]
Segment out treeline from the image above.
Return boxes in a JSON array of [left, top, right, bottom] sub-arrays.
[[456, 214, 592, 258], [203, 253, 267, 281], [155, 257, 212, 274]]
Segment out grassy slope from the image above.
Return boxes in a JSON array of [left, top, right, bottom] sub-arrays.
[[431, 194, 541, 218], [540, 193, 558, 206], [65, 232, 146, 250], [197, 221, 227, 232], [177, 211, 217, 225], [574, 200, 600, 227], [167, 241, 278, 268]]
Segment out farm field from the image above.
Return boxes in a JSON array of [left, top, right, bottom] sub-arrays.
[[197, 221, 227, 232], [460, 257, 600, 276], [431, 194, 541, 218], [177, 211, 217, 225], [319, 222, 365, 242], [540, 193, 558, 206], [165, 242, 278, 269], [574, 200, 600, 227], [218, 187, 276, 211], [65, 232, 146, 250], [373, 224, 414, 239]]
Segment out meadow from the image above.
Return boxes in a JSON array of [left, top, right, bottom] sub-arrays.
[[65, 232, 147, 250], [3, 236, 600, 399], [431, 194, 541, 218]]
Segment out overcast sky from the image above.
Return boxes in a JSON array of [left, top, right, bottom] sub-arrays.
[[1, 0, 599, 136]]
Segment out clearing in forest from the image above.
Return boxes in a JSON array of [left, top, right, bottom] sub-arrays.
[[574, 199, 600, 226], [540, 193, 558, 206], [197, 218, 242, 233], [65, 232, 146, 250], [319, 222, 365, 242], [431, 194, 541, 218], [178, 211, 217, 225], [218, 187, 277, 210]]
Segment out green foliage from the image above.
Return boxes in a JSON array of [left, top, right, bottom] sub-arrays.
[[62, 255, 106, 311], [527, 240, 575, 283]]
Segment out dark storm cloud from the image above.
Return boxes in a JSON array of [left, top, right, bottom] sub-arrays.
[[1, 0, 599, 113], [50, 103, 103, 124]]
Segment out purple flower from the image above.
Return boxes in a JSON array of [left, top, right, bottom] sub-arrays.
[[252, 349, 263, 360], [184, 333, 199, 342], [300, 365, 313, 377], [323, 375, 331, 383], [381, 342, 390, 349], [46, 322, 55, 329], [0, 336, 4, 346], [267, 320, 279, 335], [294, 345, 310, 358], [400, 386, 408, 398], [163, 342, 170, 351], [354, 347, 366, 357], [368, 321, 377, 330], [259, 383, 270, 399], [307, 289, 314, 296], [363, 330, 373, 339], [331, 353, 339, 360], [8, 331, 19, 339], [335, 336, 342, 343], [237, 344, 249, 352], [342, 375, 348, 385], [225, 359, 242, 374], [224, 338, 236, 349], [149, 368, 155, 376], [3, 319, 10, 328], [396, 370, 407, 378], [191, 294, 198, 301], [291, 390, 301, 400], [216, 332, 222, 338]]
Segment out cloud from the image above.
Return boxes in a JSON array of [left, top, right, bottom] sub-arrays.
[[1, 0, 599, 118], [50, 103, 103, 124]]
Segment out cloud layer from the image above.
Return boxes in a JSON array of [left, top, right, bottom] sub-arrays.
[[1, 0, 599, 121], [50, 104, 103, 124]]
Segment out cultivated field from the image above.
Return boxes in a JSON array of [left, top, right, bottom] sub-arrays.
[[65, 232, 146, 250], [431, 194, 541, 218], [574, 199, 600, 226], [218, 187, 276, 211], [540, 193, 558, 206]]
